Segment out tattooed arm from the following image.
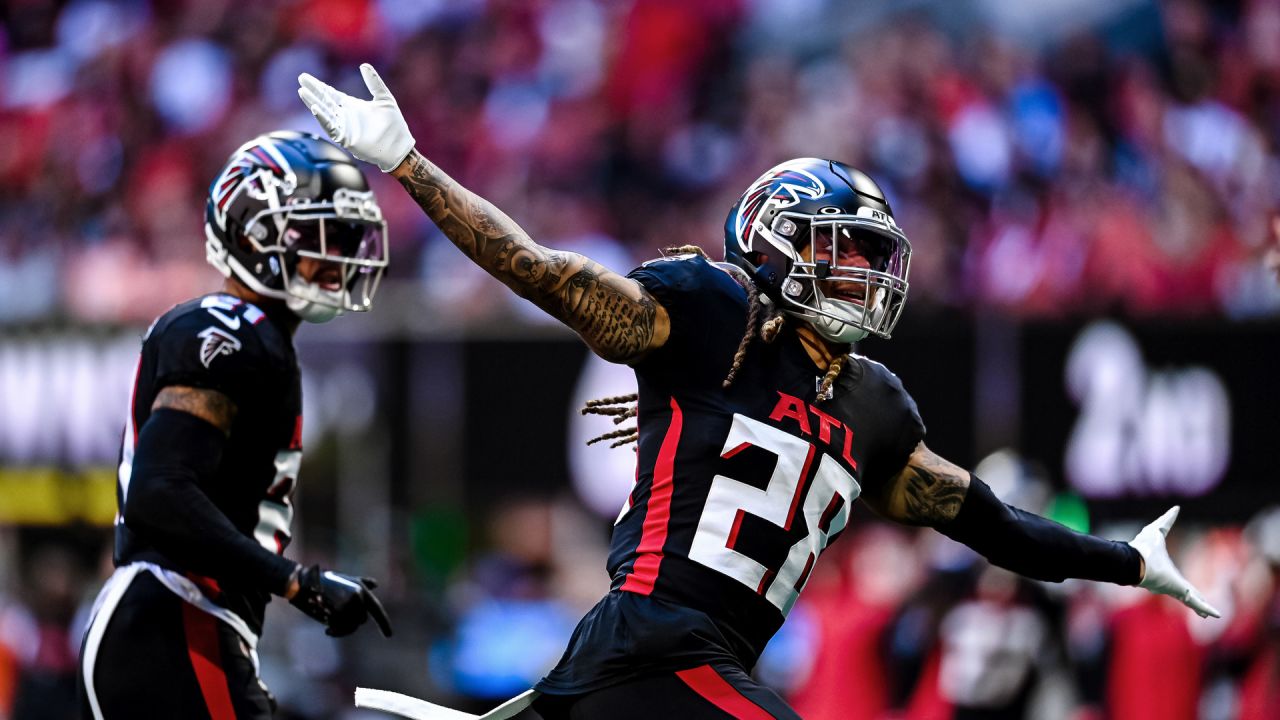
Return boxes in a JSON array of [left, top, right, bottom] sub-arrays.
[[296, 67, 668, 363], [152, 385, 237, 433], [390, 151, 670, 363], [862, 442, 969, 526], [864, 441, 1147, 586]]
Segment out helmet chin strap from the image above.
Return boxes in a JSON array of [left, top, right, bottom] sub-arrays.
[[285, 276, 346, 324], [809, 297, 870, 344]]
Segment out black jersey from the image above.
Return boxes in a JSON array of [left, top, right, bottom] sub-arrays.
[[544, 255, 924, 694], [114, 293, 302, 634]]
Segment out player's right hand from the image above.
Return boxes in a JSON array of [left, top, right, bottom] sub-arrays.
[[1128, 506, 1220, 619], [289, 564, 394, 637], [298, 64, 415, 173]]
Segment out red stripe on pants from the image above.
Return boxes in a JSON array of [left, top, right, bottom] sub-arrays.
[[181, 603, 237, 720], [621, 396, 683, 595], [675, 665, 773, 719]]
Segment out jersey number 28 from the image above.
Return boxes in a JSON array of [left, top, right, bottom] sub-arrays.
[[689, 414, 859, 615]]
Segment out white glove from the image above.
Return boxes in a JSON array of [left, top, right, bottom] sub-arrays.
[[1128, 506, 1220, 618], [298, 64, 415, 172]]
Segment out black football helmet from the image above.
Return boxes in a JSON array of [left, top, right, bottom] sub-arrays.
[[723, 158, 910, 342], [204, 130, 388, 323]]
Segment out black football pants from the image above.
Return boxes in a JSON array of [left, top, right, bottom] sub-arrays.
[[78, 571, 272, 720], [533, 662, 801, 720]]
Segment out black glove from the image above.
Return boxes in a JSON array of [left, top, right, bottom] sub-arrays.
[[289, 565, 393, 637]]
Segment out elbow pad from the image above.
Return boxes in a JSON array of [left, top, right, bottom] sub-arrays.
[[937, 474, 1142, 586]]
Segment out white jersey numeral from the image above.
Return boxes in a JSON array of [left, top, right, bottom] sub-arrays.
[[688, 414, 859, 615], [254, 448, 300, 553], [201, 295, 243, 330]]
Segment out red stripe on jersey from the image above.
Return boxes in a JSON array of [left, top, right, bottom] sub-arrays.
[[186, 572, 222, 597], [755, 568, 776, 595], [675, 665, 773, 720], [726, 510, 746, 548], [129, 357, 143, 445], [181, 603, 237, 720], [793, 553, 816, 592], [621, 396, 683, 596], [721, 441, 751, 459], [818, 493, 845, 533]]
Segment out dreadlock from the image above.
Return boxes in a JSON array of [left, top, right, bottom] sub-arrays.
[[816, 353, 847, 402], [662, 245, 712, 260], [582, 392, 638, 447], [581, 245, 846, 448]]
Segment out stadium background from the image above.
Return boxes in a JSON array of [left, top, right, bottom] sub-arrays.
[[1, 0, 1279, 717]]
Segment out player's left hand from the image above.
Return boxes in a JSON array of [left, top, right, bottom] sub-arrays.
[[297, 64, 415, 172], [1128, 506, 1220, 618], [289, 565, 394, 637]]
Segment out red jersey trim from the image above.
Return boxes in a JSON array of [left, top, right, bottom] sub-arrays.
[[181, 603, 237, 720], [129, 357, 143, 445], [620, 396, 683, 595], [675, 664, 774, 719]]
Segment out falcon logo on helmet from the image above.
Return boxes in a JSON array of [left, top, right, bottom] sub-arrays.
[[209, 140, 297, 232], [204, 131, 389, 324], [723, 157, 912, 343], [733, 163, 827, 255]]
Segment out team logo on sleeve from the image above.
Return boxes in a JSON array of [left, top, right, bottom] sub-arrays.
[[198, 326, 242, 368]]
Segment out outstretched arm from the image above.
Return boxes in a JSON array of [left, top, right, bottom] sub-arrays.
[[861, 442, 1219, 618], [298, 65, 668, 364], [389, 152, 667, 363]]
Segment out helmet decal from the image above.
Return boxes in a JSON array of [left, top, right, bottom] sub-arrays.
[[210, 139, 297, 230], [733, 161, 826, 253], [722, 157, 912, 341], [204, 131, 389, 322]]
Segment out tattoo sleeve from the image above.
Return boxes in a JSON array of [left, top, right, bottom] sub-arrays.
[[153, 386, 237, 435], [870, 444, 1142, 585], [392, 151, 665, 363], [876, 443, 971, 526]]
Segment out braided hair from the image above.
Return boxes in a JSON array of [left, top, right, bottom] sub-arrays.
[[582, 394, 640, 448], [582, 245, 846, 447]]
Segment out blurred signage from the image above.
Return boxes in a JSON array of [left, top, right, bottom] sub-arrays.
[[0, 332, 139, 465], [0, 332, 138, 525], [1022, 319, 1279, 522], [1064, 321, 1231, 498]]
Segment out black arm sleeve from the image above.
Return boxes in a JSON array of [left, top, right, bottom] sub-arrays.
[[123, 408, 298, 595], [936, 474, 1142, 586]]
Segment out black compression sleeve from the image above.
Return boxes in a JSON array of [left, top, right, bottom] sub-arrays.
[[124, 408, 298, 595], [935, 474, 1142, 585]]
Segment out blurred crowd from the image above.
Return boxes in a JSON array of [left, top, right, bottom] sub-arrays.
[[4, 0, 1280, 719], [2, 0, 1280, 326]]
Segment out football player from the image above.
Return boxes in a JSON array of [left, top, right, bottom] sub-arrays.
[[299, 66, 1217, 720], [77, 131, 394, 720]]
